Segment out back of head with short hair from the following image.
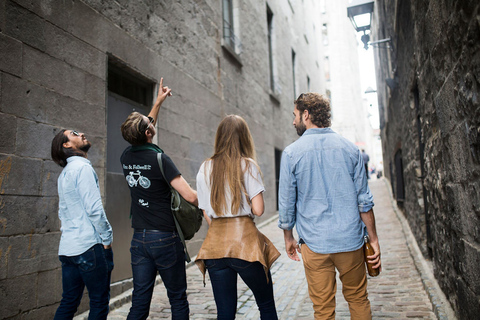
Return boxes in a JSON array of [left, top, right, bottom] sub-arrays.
[[121, 112, 148, 146], [294, 93, 331, 128]]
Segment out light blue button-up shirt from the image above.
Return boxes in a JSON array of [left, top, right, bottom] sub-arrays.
[[57, 156, 113, 256], [278, 128, 374, 254]]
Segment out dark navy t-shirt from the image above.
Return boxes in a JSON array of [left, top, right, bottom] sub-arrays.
[[120, 147, 180, 231]]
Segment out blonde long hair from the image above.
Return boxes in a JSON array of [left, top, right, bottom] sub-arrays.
[[209, 115, 261, 216]]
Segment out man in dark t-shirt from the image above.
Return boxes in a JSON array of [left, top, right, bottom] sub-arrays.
[[120, 78, 198, 320], [121, 148, 179, 231]]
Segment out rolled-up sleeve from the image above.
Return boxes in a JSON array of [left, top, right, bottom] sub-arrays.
[[278, 150, 297, 230], [245, 161, 265, 200], [196, 162, 209, 211], [354, 150, 374, 212]]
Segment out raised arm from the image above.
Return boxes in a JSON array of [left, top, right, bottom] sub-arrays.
[[148, 77, 172, 122]]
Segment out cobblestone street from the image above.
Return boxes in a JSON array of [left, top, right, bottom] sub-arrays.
[[100, 179, 446, 319]]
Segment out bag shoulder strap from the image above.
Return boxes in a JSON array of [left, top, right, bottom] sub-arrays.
[[156, 153, 191, 262], [157, 153, 171, 188]]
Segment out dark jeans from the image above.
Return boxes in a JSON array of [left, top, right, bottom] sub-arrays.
[[54, 244, 114, 320], [127, 230, 189, 320], [205, 258, 278, 320]]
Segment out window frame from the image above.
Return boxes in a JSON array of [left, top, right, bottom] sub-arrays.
[[222, 0, 242, 63]]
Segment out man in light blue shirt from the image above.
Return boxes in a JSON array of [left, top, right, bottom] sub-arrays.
[[278, 93, 381, 320], [51, 129, 113, 320]]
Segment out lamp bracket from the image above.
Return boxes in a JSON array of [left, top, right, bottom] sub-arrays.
[[369, 37, 392, 49]]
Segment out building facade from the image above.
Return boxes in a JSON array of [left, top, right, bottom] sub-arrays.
[[321, 0, 380, 170], [0, 0, 326, 317], [372, 0, 480, 318]]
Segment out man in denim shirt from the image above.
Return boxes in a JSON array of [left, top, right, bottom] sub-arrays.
[[51, 129, 114, 320], [278, 93, 381, 320]]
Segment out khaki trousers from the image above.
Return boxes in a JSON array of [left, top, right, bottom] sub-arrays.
[[302, 245, 371, 320]]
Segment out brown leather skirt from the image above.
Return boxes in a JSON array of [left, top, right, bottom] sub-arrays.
[[195, 216, 280, 284]]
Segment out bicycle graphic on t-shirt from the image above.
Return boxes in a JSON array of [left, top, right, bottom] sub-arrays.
[[126, 170, 151, 189]]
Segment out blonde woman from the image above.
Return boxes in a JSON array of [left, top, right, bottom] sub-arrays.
[[195, 115, 280, 320]]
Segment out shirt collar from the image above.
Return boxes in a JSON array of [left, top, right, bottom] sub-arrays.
[[302, 127, 334, 136], [66, 156, 90, 165]]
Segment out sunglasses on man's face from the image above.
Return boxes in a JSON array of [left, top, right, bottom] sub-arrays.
[[70, 130, 80, 136], [143, 117, 155, 132]]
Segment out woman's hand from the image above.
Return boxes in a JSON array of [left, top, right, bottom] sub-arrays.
[[203, 210, 211, 226]]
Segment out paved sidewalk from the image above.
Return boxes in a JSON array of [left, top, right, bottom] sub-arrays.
[[105, 179, 444, 319]]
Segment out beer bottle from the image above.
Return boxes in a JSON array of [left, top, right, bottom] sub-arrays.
[[364, 235, 380, 277]]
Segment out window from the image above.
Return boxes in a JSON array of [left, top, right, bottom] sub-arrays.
[[322, 23, 329, 46], [324, 56, 330, 81], [107, 64, 153, 174], [108, 67, 151, 109], [222, 0, 241, 54], [292, 49, 297, 99], [267, 5, 275, 93], [320, 0, 326, 13]]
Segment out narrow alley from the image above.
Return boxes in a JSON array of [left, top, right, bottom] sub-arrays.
[[86, 179, 451, 320]]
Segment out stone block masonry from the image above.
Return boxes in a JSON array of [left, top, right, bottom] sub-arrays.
[[373, 0, 480, 318], [0, 0, 326, 318]]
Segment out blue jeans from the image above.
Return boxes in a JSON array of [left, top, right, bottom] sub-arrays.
[[54, 244, 114, 320], [127, 230, 189, 320], [205, 258, 278, 320]]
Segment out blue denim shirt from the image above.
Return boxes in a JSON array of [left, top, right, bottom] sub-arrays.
[[57, 156, 113, 256], [278, 128, 374, 254]]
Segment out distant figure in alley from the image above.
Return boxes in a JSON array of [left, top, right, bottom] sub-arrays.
[[51, 129, 114, 320], [361, 149, 370, 180], [278, 93, 381, 320]]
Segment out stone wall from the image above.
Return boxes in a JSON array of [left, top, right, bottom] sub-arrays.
[[373, 0, 480, 318], [0, 0, 325, 318]]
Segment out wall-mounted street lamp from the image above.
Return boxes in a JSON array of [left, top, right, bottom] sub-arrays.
[[364, 86, 377, 94], [347, 0, 391, 50]]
